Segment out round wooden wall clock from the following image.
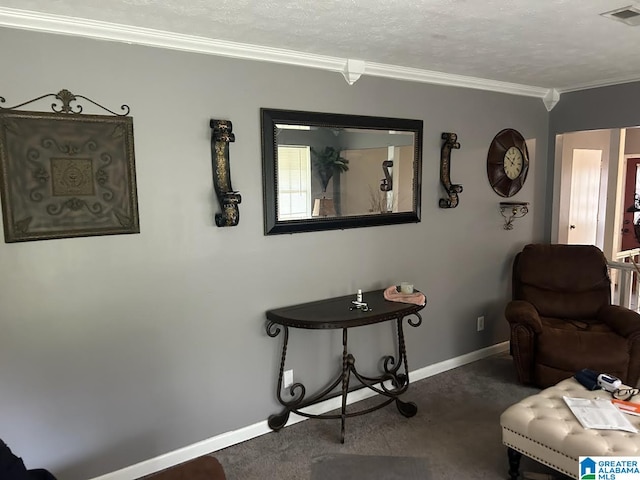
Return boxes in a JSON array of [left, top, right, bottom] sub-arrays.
[[486, 128, 529, 198]]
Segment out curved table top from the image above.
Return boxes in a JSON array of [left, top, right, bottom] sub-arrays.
[[266, 288, 425, 329]]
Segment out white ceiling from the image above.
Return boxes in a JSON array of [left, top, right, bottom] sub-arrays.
[[1, 0, 640, 101]]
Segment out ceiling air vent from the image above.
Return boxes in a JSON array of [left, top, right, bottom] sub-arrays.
[[601, 5, 640, 25]]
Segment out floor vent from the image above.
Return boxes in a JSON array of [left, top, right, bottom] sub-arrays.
[[601, 5, 640, 25]]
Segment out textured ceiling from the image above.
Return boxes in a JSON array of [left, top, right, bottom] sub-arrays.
[[1, 0, 640, 91]]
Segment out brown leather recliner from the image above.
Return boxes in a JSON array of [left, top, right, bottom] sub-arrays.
[[506, 243, 640, 388]]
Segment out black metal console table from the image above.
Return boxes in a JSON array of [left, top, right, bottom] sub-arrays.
[[265, 288, 424, 443]]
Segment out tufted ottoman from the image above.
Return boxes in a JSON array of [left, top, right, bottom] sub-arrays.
[[500, 378, 640, 479]]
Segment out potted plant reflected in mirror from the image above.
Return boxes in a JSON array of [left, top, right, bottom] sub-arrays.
[[310, 146, 349, 217]]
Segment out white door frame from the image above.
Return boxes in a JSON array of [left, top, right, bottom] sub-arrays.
[[552, 128, 625, 260]]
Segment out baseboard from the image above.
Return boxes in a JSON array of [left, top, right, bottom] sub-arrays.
[[89, 341, 509, 480], [410, 341, 510, 383]]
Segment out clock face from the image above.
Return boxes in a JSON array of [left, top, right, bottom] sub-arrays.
[[486, 129, 529, 198], [504, 146, 523, 180]]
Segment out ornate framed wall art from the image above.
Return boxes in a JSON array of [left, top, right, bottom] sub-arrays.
[[0, 89, 139, 242]]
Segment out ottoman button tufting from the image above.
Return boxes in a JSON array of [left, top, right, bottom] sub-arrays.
[[501, 377, 640, 479]]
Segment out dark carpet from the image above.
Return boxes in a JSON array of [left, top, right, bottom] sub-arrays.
[[310, 454, 429, 480], [214, 352, 571, 479]]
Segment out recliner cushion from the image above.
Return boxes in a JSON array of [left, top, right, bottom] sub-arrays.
[[535, 319, 629, 381], [540, 316, 612, 332], [515, 244, 610, 319]]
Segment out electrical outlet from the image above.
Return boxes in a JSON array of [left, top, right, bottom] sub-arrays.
[[283, 369, 294, 388], [477, 316, 485, 332]]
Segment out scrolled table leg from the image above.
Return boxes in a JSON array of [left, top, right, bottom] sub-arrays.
[[267, 322, 305, 431], [268, 410, 290, 431], [396, 318, 411, 387], [340, 328, 351, 444], [265, 320, 281, 338], [407, 312, 422, 328], [396, 399, 418, 417]]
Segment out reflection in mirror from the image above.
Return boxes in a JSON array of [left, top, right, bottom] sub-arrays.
[[261, 109, 423, 234]]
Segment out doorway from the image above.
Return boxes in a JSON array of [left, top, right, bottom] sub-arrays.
[[621, 158, 640, 251], [567, 149, 602, 246], [554, 128, 640, 309]]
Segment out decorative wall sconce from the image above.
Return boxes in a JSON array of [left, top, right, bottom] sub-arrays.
[[210, 119, 241, 227], [499, 202, 529, 230], [439, 132, 463, 208], [380, 160, 393, 192]]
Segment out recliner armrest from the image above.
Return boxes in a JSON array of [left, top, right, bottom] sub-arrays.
[[505, 300, 543, 334], [598, 304, 640, 338]]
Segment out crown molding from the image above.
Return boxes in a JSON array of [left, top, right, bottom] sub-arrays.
[[0, 6, 555, 106], [543, 89, 561, 111], [0, 7, 347, 71], [364, 62, 550, 99], [557, 73, 640, 94]]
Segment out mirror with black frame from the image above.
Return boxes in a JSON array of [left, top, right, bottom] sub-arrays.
[[261, 108, 423, 235]]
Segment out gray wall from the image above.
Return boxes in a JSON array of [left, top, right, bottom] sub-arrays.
[[551, 83, 640, 134], [625, 127, 640, 155], [0, 27, 548, 479]]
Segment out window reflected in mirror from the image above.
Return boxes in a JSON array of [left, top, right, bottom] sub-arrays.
[[262, 109, 423, 235]]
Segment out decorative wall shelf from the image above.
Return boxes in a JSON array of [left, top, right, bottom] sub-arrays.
[[499, 202, 529, 230]]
